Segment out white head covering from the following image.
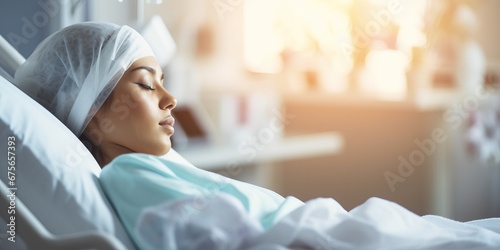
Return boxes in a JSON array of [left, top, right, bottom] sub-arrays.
[[14, 22, 155, 136]]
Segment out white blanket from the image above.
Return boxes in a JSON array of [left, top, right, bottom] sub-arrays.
[[134, 194, 500, 250]]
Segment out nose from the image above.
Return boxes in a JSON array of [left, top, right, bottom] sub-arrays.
[[159, 86, 177, 111]]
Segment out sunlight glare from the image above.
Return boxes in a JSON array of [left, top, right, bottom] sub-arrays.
[[363, 49, 409, 101]]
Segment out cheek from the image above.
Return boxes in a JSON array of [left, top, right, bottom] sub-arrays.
[[126, 95, 159, 128]]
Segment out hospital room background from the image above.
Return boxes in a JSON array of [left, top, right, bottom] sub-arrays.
[[1, 0, 499, 222]]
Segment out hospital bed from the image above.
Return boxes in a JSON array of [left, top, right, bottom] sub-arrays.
[[0, 31, 344, 250], [0, 31, 341, 250], [0, 34, 134, 249], [0, 32, 337, 250]]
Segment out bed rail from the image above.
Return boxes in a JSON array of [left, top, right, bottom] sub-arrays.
[[0, 180, 128, 250], [0, 35, 25, 78]]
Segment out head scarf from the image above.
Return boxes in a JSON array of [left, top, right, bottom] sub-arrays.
[[14, 22, 155, 136]]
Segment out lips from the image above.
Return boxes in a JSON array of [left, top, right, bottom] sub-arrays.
[[159, 116, 175, 134]]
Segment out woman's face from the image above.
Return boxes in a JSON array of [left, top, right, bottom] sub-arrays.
[[85, 56, 177, 163]]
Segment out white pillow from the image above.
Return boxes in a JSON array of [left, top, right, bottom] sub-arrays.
[[0, 76, 136, 249]]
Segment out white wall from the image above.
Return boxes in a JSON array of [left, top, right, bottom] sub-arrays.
[[89, 0, 136, 27], [476, 0, 500, 63], [475, 0, 500, 75]]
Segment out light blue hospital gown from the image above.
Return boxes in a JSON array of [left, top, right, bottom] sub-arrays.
[[99, 151, 304, 250]]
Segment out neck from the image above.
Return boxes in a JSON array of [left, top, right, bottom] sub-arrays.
[[98, 142, 135, 167]]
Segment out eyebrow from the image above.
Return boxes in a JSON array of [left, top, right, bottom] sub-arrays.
[[131, 66, 164, 80]]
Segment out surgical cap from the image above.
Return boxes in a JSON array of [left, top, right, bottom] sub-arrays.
[[14, 22, 155, 136]]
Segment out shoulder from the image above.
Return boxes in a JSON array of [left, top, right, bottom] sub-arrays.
[[101, 153, 160, 174], [102, 150, 197, 174], [99, 153, 172, 185], [98, 152, 215, 207], [99, 151, 201, 186]]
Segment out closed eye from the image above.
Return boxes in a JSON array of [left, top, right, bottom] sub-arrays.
[[136, 83, 156, 90]]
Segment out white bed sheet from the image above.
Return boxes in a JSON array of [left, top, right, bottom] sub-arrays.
[[135, 194, 500, 250]]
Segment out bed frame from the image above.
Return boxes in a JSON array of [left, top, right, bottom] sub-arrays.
[[0, 35, 24, 81], [0, 34, 127, 250]]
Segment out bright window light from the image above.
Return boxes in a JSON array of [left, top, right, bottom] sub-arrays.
[[244, 0, 428, 100], [363, 49, 409, 101], [244, 0, 353, 74]]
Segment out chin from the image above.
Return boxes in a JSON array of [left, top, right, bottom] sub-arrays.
[[153, 142, 172, 156], [143, 137, 172, 156], [160, 146, 172, 155]]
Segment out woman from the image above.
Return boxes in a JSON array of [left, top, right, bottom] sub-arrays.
[[13, 21, 304, 249], [13, 22, 500, 250]]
